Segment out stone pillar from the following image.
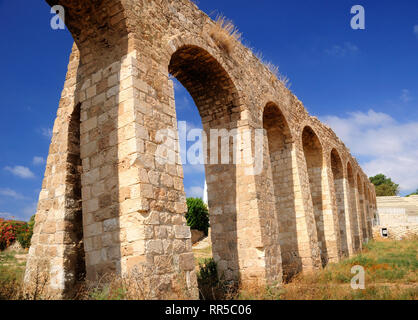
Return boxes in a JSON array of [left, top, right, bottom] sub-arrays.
[[293, 142, 322, 271], [323, 164, 342, 262], [235, 126, 283, 285], [357, 179, 368, 243], [24, 45, 83, 298], [342, 175, 355, 256], [349, 179, 362, 252]]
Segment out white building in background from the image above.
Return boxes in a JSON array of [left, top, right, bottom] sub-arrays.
[[203, 180, 208, 205], [375, 196, 418, 239]]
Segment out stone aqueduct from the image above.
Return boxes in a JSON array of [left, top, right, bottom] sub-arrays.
[[25, 0, 377, 298]]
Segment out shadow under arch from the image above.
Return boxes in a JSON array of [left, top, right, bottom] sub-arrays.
[[347, 162, 361, 251], [262, 102, 300, 281], [168, 45, 241, 284], [330, 149, 349, 257], [301, 126, 328, 266]]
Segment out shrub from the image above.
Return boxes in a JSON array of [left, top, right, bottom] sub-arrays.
[[198, 258, 218, 283], [209, 15, 242, 55], [17, 215, 35, 249], [186, 198, 210, 236], [0, 217, 34, 250]]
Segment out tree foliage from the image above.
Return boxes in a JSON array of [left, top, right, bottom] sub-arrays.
[[407, 189, 418, 197], [186, 198, 210, 236], [369, 174, 400, 197]]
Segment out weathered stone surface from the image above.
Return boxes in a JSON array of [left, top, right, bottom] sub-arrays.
[[25, 0, 376, 300]]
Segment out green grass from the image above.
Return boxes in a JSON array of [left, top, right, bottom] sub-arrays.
[[0, 250, 26, 283]]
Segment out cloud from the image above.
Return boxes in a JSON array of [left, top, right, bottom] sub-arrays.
[[4, 166, 35, 179], [325, 42, 359, 57], [41, 127, 53, 139], [414, 25, 418, 38], [33, 156, 46, 166], [185, 186, 204, 198], [0, 212, 14, 220], [321, 109, 418, 193], [0, 188, 26, 200], [400, 89, 412, 103]]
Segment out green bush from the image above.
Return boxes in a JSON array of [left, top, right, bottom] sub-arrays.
[[186, 198, 210, 236], [0, 216, 35, 251], [197, 258, 218, 283]]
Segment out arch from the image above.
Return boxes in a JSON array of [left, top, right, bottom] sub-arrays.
[[263, 102, 299, 280], [169, 45, 241, 123], [330, 149, 349, 257], [347, 162, 361, 251], [169, 45, 243, 283], [302, 126, 328, 265], [357, 174, 367, 242]]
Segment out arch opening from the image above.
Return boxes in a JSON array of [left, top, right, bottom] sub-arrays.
[[169, 45, 241, 284], [302, 126, 328, 266], [330, 149, 349, 257], [263, 102, 298, 281]]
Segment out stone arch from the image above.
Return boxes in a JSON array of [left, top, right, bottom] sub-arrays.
[[168, 45, 241, 123], [357, 174, 367, 242], [168, 44, 243, 282], [347, 162, 361, 251], [302, 126, 328, 265], [330, 149, 349, 257], [263, 102, 299, 280], [164, 35, 244, 108]]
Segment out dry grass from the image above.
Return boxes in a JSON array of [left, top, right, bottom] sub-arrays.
[[0, 250, 52, 300], [239, 237, 418, 300], [208, 14, 290, 88], [254, 51, 291, 88], [1, 238, 416, 300], [76, 269, 196, 300], [209, 15, 242, 55]]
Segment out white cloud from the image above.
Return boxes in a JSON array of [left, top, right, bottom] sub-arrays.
[[414, 25, 418, 38], [321, 109, 418, 193], [325, 42, 359, 57], [0, 188, 26, 200], [41, 127, 53, 139], [4, 166, 35, 179], [0, 212, 14, 220], [185, 186, 204, 198], [33, 156, 46, 166], [400, 89, 412, 103]]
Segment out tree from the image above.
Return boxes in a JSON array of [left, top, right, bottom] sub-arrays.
[[407, 189, 418, 197], [186, 198, 210, 236], [369, 174, 400, 197]]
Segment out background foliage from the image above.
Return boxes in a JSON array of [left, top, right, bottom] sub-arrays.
[[0, 215, 35, 250], [186, 198, 210, 236], [369, 174, 400, 197]]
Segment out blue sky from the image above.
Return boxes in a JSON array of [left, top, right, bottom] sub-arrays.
[[0, 0, 417, 221]]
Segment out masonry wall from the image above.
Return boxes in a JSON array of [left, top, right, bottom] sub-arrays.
[[25, 0, 376, 298]]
